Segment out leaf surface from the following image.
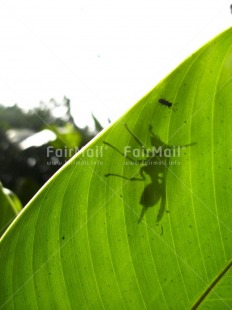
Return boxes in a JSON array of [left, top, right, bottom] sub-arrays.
[[1, 28, 232, 309]]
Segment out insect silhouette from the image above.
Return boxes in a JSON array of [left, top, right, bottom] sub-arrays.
[[158, 98, 172, 108], [104, 124, 195, 224]]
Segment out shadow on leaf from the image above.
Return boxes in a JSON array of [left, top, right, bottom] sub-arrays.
[[104, 124, 195, 225]]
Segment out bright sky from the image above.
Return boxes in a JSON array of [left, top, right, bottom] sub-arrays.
[[0, 0, 231, 127]]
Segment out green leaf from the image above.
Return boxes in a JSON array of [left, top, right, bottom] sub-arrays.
[[1, 28, 232, 309], [0, 183, 22, 237]]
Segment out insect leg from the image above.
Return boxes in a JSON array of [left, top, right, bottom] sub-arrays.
[[177, 142, 197, 148], [156, 188, 167, 222], [105, 164, 146, 181], [103, 141, 148, 164], [155, 224, 164, 236], [103, 141, 138, 162], [149, 124, 196, 152], [105, 173, 144, 181], [124, 124, 151, 154], [138, 207, 147, 224]]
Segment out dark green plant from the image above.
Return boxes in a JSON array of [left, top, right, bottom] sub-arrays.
[[0, 98, 102, 205]]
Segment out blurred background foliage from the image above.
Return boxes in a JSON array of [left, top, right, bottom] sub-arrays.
[[0, 97, 103, 207]]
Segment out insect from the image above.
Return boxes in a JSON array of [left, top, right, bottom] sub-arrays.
[[104, 124, 195, 225], [158, 98, 172, 108]]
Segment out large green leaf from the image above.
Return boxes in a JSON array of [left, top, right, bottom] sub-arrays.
[[1, 28, 232, 309]]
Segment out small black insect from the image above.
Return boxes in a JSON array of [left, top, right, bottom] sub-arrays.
[[158, 98, 172, 108]]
